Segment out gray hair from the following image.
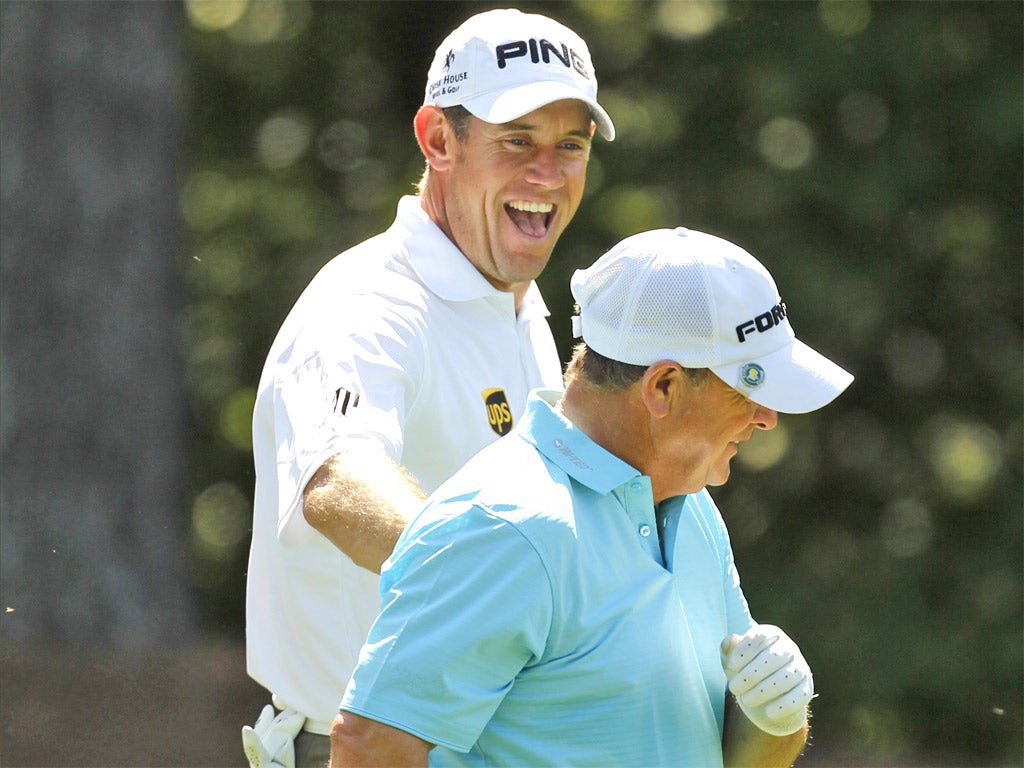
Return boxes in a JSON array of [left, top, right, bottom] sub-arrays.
[[564, 342, 710, 390]]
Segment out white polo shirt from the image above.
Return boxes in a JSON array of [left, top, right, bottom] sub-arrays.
[[245, 196, 564, 726]]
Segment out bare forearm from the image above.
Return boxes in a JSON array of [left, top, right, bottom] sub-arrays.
[[723, 695, 808, 768], [303, 449, 428, 573]]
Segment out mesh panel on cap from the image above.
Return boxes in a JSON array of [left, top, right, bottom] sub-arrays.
[[579, 239, 720, 365], [632, 259, 714, 343], [584, 256, 630, 328]]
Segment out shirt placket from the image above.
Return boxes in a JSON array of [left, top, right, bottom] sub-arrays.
[[617, 477, 663, 567]]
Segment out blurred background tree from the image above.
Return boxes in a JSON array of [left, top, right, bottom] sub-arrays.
[[178, 0, 1019, 765], [1, 0, 195, 647]]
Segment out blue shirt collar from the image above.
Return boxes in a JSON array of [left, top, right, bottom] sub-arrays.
[[517, 389, 642, 495]]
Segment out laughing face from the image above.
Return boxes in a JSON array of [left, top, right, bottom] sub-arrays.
[[441, 99, 593, 303]]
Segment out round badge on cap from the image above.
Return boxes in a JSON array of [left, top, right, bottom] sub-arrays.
[[740, 363, 766, 388]]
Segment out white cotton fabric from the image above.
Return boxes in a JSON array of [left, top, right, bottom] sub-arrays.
[[245, 196, 563, 724]]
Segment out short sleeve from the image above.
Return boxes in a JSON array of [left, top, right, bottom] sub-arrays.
[[271, 297, 425, 538], [341, 504, 553, 752]]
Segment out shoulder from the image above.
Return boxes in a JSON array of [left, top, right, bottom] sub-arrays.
[[422, 435, 578, 548], [285, 234, 436, 338], [314, 233, 428, 305]]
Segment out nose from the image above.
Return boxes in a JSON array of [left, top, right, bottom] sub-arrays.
[[523, 147, 564, 189], [753, 405, 778, 431]]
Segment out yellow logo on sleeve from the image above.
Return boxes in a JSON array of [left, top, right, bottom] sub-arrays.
[[482, 388, 513, 437]]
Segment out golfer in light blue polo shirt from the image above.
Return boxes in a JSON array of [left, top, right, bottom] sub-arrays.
[[334, 228, 853, 767], [344, 388, 749, 767]]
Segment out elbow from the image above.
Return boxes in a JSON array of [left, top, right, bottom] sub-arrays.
[[329, 713, 356, 763], [330, 714, 366, 767], [302, 493, 325, 533], [302, 462, 334, 534]]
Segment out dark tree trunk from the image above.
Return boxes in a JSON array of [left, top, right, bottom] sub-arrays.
[[1, 0, 196, 648]]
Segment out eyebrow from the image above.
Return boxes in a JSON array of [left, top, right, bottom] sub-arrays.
[[500, 121, 593, 141]]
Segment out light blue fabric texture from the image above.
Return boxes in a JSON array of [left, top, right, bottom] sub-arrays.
[[341, 389, 754, 767]]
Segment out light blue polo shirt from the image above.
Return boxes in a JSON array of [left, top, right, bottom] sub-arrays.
[[340, 390, 754, 767]]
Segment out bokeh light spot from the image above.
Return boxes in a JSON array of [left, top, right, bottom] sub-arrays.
[[818, 0, 871, 36], [191, 482, 250, 559], [849, 705, 905, 755], [227, 0, 286, 45], [940, 11, 992, 65], [256, 111, 312, 170], [574, 0, 634, 24], [737, 422, 790, 471], [220, 387, 256, 452], [181, 171, 239, 232], [656, 0, 728, 41], [881, 498, 934, 558], [318, 120, 371, 173], [593, 185, 679, 237], [597, 89, 683, 148], [190, 236, 264, 297], [757, 117, 815, 171], [256, 184, 322, 242], [343, 159, 393, 213], [185, 0, 248, 31], [936, 202, 997, 268], [921, 415, 1004, 502]]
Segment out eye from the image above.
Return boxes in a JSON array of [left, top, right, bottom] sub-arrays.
[[560, 137, 592, 153]]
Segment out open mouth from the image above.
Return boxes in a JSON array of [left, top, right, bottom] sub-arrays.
[[505, 200, 555, 238]]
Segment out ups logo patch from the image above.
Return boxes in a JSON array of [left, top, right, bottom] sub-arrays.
[[482, 388, 513, 437]]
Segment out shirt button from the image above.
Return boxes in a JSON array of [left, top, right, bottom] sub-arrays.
[[639, 524, 652, 537]]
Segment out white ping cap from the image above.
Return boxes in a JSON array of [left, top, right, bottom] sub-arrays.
[[424, 8, 615, 141], [570, 228, 854, 414]]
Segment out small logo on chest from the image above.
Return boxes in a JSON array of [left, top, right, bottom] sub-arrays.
[[482, 388, 513, 436]]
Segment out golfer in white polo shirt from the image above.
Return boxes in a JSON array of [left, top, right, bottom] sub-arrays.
[[242, 8, 615, 767]]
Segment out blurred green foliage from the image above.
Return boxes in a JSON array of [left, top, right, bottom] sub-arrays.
[[181, 1, 1021, 763]]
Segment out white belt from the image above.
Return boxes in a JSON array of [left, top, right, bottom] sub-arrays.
[[271, 694, 333, 735]]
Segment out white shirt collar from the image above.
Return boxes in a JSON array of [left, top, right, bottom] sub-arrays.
[[394, 196, 551, 320]]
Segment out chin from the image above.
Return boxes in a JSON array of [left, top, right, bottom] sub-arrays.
[[706, 465, 733, 488]]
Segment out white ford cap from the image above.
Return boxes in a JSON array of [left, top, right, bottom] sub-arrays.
[[424, 8, 615, 141], [570, 228, 854, 413]]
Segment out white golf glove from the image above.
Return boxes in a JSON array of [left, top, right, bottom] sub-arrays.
[[241, 705, 306, 768], [721, 624, 813, 737]]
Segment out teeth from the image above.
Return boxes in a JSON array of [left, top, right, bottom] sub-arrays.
[[508, 201, 553, 213]]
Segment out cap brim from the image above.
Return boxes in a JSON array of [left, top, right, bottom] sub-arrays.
[[711, 339, 854, 414], [461, 80, 615, 141]]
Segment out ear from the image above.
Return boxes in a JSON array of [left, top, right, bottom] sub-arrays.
[[414, 105, 454, 172], [639, 360, 681, 420]]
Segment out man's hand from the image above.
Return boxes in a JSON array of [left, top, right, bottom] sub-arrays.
[[721, 624, 813, 737]]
